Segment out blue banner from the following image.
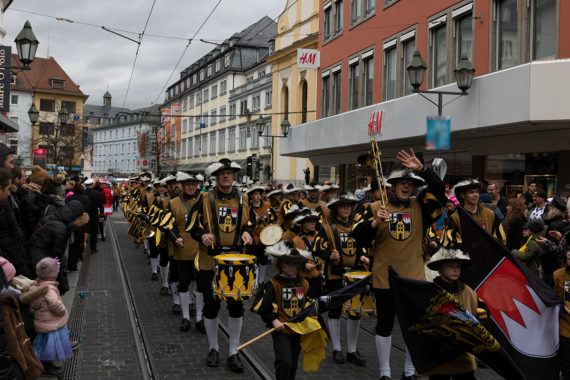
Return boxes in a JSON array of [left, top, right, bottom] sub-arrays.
[[426, 116, 450, 150]]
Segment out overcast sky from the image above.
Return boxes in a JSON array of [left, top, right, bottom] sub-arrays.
[[3, 0, 284, 110]]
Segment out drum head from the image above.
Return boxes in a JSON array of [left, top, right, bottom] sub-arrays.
[[260, 224, 283, 246], [214, 253, 256, 264], [343, 271, 372, 281]]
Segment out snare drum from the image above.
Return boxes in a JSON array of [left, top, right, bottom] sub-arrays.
[[213, 253, 257, 301], [259, 224, 283, 246], [342, 271, 376, 317]]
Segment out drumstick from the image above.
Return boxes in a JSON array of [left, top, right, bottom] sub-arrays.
[[238, 328, 275, 351], [204, 196, 215, 249]]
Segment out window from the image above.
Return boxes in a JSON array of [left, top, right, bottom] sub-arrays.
[[220, 79, 227, 93], [240, 100, 248, 116], [218, 130, 225, 152], [211, 110, 217, 125], [196, 92, 202, 105], [188, 137, 193, 157], [365, 0, 375, 14], [252, 94, 261, 111], [402, 37, 416, 95], [182, 97, 188, 112], [39, 122, 55, 135], [251, 128, 259, 148], [284, 87, 289, 120], [193, 73, 198, 83], [432, 24, 447, 87], [533, 0, 556, 59], [265, 91, 272, 108], [10, 76, 16, 85], [332, 68, 342, 115], [10, 95, 18, 105], [203, 89, 209, 101], [384, 45, 397, 101], [189, 95, 194, 108], [322, 74, 331, 117], [40, 99, 55, 112], [215, 60, 221, 72], [8, 139, 17, 155], [497, 0, 518, 70], [207, 65, 212, 76], [211, 84, 217, 99], [363, 54, 374, 106], [62, 124, 75, 136], [225, 54, 231, 66], [348, 59, 360, 110], [182, 119, 188, 134], [228, 128, 236, 151], [50, 79, 65, 89], [200, 70, 205, 80], [323, 3, 332, 40], [247, 76, 254, 83], [61, 101, 76, 114], [220, 105, 226, 122], [334, 0, 343, 33], [195, 135, 201, 153], [301, 81, 308, 123], [202, 134, 208, 154], [210, 133, 216, 153], [181, 139, 187, 158], [229, 103, 236, 119], [456, 14, 473, 66], [239, 126, 247, 150], [350, 0, 361, 24]]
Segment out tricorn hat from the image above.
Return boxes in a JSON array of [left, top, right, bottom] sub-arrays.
[[266, 188, 283, 198], [451, 179, 484, 197], [327, 193, 359, 209], [206, 158, 241, 177], [293, 210, 320, 225], [284, 184, 300, 194], [426, 247, 471, 270], [161, 174, 177, 186], [265, 240, 311, 263], [386, 169, 424, 187], [177, 171, 203, 182], [246, 183, 266, 195]]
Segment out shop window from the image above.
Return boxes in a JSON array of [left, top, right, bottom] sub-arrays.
[[321, 74, 331, 117], [431, 23, 447, 87], [383, 45, 397, 101], [348, 59, 360, 110], [496, 0, 518, 70], [533, 0, 556, 59]]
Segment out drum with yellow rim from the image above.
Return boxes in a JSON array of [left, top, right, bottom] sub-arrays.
[[342, 271, 376, 317], [213, 253, 257, 301]]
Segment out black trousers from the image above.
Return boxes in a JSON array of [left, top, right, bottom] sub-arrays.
[[272, 332, 301, 380], [429, 371, 476, 380], [113, 197, 120, 211], [148, 238, 159, 258], [159, 246, 169, 267], [68, 232, 85, 269], [89, 222, 98, 250], [561, 336, 570, 380], [197, 269, 243, 319], [176, 259, 196, 293], [168, 257, 177, 283], [306, 276, 323, 299], [327, 279, 360, 320], [374, 289, 396, 336]]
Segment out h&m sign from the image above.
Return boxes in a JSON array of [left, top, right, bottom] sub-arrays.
[[297, 49, 320, 69]]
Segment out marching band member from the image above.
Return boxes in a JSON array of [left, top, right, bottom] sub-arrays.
[[185, 158, 254, 372], [289, 210, 323, 298], [301, 183, 329, 221], [163, 174, 182, 314], [154, 176, 172, 296], [247, 184, 271, 287], [277, 185, 301, 231], [314, 193, 369, 366], [352, 149, 445, 380], [266, 187, 283, 224], [148, 179, 162, 281], [169, 172, 203, 332]]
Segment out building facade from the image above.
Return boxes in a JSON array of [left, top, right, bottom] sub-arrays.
[[91, 105, 160, 178], [281, 0, 570, 196], [161, 16, 277, 179], [266, 0, 319, 183], [5, 79, 33, 169], [10, 55, 88, 175]]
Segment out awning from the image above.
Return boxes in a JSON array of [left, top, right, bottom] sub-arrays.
[[0, 114, 19, 133]]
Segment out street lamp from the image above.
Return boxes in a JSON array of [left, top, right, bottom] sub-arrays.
[[28, 103, 39, 125], [256, 115, 289, 181], [14, 21, 40, 67], [58, 105, 69, 125], [406, 50, 475, 115]]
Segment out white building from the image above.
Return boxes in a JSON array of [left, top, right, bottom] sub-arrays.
[[5, 80, 33, 168]]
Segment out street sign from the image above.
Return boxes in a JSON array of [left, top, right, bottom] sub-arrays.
[[0, 46, 11, 112], [200, 123, 206, 129]]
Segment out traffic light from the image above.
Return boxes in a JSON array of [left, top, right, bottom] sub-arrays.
[[246, 156, 253, 178]]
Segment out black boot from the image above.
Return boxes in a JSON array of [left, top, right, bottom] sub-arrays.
[[347, 350, 366, 366], [195, 319, 206, 334], [207, 349, 219, 367], [180, 318, 191, 332], [333, 350, 345, 363], [227, 353, 244, 372]]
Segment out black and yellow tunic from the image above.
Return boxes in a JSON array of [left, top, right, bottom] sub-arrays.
[[169, 193, 200, 261], [443, 205, 506, 248], [186, 187, 253, 271]]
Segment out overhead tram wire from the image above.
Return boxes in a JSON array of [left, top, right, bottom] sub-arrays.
[[152, 0, 223, 106], [122, 0, 158, 109]]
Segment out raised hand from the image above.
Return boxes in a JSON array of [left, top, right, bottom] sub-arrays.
[[396, 148, 423, 172]]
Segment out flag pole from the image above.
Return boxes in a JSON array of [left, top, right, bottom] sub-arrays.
[[237, 328, 275, 351]]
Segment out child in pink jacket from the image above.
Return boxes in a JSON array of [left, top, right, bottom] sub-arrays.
[[21, 257, 72, 377]]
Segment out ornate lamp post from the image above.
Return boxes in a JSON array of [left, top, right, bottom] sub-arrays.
[[256, 115, 289, 181]]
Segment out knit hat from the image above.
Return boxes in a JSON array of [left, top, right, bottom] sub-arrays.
[[0, 257, 16, 282], [523, 218, 545, 234], [30, 165, 51, 187], [36, 257, 60, 280]]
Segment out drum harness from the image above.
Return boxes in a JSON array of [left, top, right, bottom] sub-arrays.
[[209, 189, 244, 255]]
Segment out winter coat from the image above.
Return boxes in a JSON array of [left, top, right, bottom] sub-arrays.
[[27, 200, 87, 268], [19, 188, 61, 239], [102, 187, 113, 209], [65, 193, 91, 233], [1, 294, 43, 380], [20, 280, 68, 333], [511, 228, 545, 276], [84, 188, 104, 224], [0, 201, 29, 277], [0, 143, 12, 169], [506, 216, 526, 250]]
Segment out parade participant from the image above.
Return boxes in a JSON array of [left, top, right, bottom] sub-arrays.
[[424, 247, 478, 380], [186, 158, 254, 371], [444, 179, 506, 247], [111, 181, 121, 212], [266, 187, 283, 224], [314, 193, 369, 366], [290, 211, 323, 298], [252, 240, 312, 380], [170, 172, 203, 332], [83, 178, 104, 253], [277, 185, 301, 231], [301, 183, 329, 221], [99, 180, 114, 241], [148, 179, 162, 281], [355, 178, 388, 220], [511, 218, 545, 277], [247, 184, 271, 287], [553, 249, 570, 379], [318, 184, 332, 203], [162, 174, 182, 313], [352, 149, 445, 380]]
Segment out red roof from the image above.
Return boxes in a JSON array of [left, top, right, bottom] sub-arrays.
[[10, 54, 87, 99]]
